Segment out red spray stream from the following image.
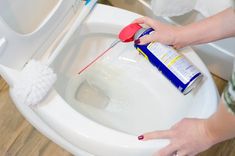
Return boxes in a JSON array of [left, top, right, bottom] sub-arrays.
[[78, 23, 142, 74]]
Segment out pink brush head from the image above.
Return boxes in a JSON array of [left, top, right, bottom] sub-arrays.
[[118, 23, 142, 42]]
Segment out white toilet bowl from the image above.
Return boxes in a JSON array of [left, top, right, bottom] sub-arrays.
[[0, 2, 219, 156]]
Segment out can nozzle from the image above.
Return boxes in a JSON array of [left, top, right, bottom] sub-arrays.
[[118, 23, 142, 42]]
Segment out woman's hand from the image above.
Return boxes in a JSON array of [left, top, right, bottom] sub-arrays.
[[134, 8, 235, 48], [138, 118, 215, 156], [133, 17, 183, 49]]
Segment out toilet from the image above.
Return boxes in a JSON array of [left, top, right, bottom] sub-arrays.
[[0, 1, 219, 156]]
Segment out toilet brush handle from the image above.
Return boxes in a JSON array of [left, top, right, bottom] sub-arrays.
[[46, 0, 97, 65]]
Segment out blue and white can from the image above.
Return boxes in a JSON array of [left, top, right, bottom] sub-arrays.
[[134, 28, 203, 94]]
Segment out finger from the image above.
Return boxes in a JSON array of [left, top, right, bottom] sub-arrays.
[[141, 130, 173, 140], [132, 17, 145, 24], [138, 33, 157, 45], [154, 143, 178, 156], [133, 16, 158, 28]]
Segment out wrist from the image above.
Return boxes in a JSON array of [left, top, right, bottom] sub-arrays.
[[172, 26, 188, 49], [205, 99, 235, 145], [204, 114, 233, 145], [203, 118, 221, 145]]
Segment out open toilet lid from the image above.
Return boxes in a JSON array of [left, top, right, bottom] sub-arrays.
[[0, 0, 88, 70]]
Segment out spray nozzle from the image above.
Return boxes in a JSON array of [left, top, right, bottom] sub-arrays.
[[118, 23, 142, 42]]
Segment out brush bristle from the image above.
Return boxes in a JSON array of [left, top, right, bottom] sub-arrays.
[[12, 60, 57, 106]]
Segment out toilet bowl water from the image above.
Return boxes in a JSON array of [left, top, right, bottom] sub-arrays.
[[74, 80, 110, 109]]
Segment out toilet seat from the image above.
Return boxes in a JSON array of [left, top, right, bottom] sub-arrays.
[[0, 0, 78, 70], [0, 2, 219, 156]]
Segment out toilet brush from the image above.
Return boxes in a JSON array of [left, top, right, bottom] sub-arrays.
[[12, 0, 97, 106]]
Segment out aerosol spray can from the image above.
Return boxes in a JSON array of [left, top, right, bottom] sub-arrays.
[[119, 23, 203, 94]]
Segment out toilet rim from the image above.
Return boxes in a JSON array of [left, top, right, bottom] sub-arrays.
[[31, 4, 217, 151], [32, 33, 216, 156]]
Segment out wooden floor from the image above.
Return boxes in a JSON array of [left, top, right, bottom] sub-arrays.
[[0, 77, 72, 156], [0, 75, 234, 156]]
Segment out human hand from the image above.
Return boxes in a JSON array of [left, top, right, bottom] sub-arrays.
[[138, 118, 216, 156], [133, 17, 183, 49]]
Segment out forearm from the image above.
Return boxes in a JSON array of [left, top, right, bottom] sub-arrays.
[[205, 98, 235, 144], [176, 8, 235, 48]]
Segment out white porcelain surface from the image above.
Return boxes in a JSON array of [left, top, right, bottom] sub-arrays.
[[0, 3, 219, 156]]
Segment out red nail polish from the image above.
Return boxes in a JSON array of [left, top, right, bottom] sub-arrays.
[[138, 135, 144, 140], [134, 39, 140, 44]]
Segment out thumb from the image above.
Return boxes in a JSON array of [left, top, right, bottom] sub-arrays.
[[138, 33, 157, 45]]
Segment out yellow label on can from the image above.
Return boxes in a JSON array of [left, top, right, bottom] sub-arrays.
[[137, 48, 149, 60], [167, 55, 182, 68]]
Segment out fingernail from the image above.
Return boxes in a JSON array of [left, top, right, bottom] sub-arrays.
[[134, 39, 140, 44], [138, 135, 144, 140]]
